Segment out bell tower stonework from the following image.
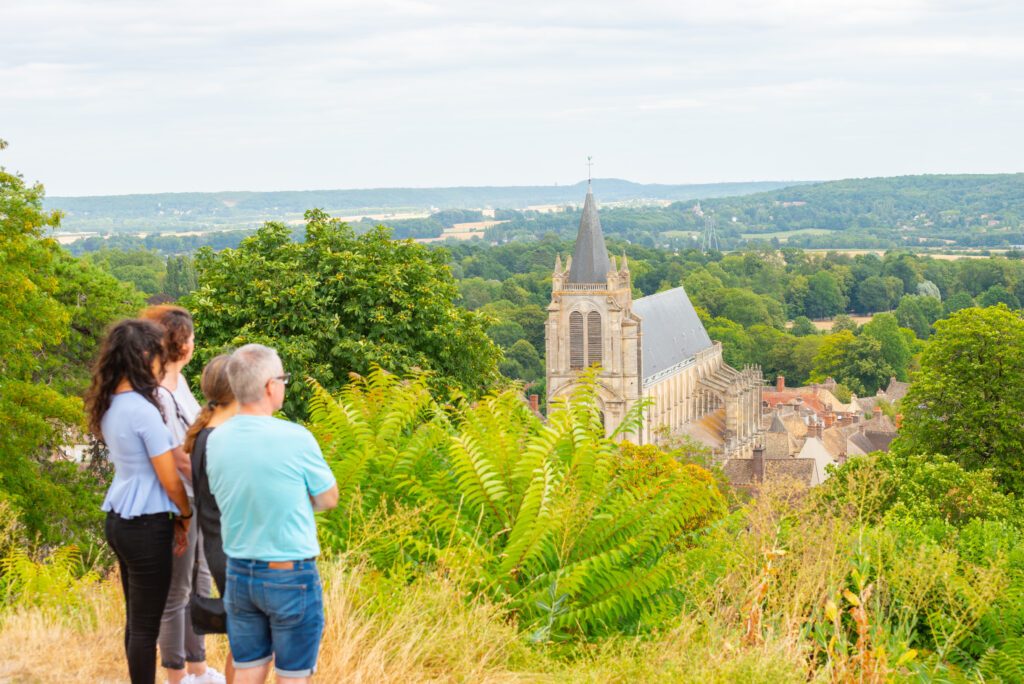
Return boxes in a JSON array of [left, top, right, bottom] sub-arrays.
[[545, 187, 640, 436]]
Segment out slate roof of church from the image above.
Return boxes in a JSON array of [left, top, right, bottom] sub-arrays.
[[633, 286, 713, 380], [567, 188, 612, 284]]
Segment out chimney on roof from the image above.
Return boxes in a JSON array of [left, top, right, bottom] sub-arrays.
[[752, 444, 765, 484], [873, 406, 882, 417], [776, 375, 785, 392], [529, 394, 539, 413]]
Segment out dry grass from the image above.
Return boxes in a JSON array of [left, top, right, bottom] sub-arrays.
[[0, 560, 538, 684], [0, 553, 814, 684]]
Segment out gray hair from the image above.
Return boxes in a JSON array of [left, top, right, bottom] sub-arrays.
[[226, 344, 281, 404]]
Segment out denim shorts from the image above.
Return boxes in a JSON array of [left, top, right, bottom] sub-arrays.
[[224, 558, 324, 678]]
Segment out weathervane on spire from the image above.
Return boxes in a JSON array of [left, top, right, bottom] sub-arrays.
[[586, 155, 594, 187]]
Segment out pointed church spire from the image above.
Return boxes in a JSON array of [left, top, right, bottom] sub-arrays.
[[621, 251, 629, 272], [554, 253, 563, 273], [567, 187, 611, 284]]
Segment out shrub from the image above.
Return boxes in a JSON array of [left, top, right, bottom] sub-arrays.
[[308, 367, 727, 638]]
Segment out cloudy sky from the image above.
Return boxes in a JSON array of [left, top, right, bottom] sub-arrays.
[[2, 0, 1023, 196]]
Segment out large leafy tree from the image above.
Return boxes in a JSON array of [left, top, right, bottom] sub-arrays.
[[860, 313, 912, 382], [896, 305, 1024, 495], [810, 330, 894, 396], [896, 294, 943, 339], [804, 271, 847, 319], [185, 210, 501, 418], [0, 140, 142, 545]]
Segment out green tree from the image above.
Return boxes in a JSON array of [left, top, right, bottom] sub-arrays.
[[765, 333, 822, 386], [804, 271, 847, 319], [458, 277, 503, 310], [896, 294, 943, 339], [831, 314, 860, 333], [977, 284, 1020, 309], [488, 320, 527, 349], [943, 291, 975, 316], [184, 212, 501, 418], [82, 248, 166, 295], [500, 339, 543, 383], [861, 313, 912, 381], [164, 254, 197, 299], [811, 330, 894, 395], [790, 316, 817, 337], [0, 141, 138, 546], [855, 275, 902, 314], [895, 306, 1024, 495]]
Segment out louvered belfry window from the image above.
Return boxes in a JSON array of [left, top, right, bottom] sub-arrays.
[[570, 311, 585, 369], [587, 311, 603, 367]]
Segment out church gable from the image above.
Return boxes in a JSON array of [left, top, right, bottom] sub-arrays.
[[632, 286, 712, 380]]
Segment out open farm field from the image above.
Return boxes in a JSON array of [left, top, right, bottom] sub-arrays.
[[741, 228, 836, 240]]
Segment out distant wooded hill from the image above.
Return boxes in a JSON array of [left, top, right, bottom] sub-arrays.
[[482, 173, 1024, 249], [45, 178, 803, 234], [51, 173, 1024, 250]]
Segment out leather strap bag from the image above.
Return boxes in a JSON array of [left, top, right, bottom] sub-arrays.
[[189, 552, 227, 635]]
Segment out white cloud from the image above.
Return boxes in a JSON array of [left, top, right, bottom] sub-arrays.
[[1, 0, 1022, 194]]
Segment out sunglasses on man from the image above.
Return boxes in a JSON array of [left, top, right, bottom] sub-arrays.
[[268, 373, 292, 387]]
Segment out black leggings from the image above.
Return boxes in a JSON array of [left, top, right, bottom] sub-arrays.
[[105, 511, 175, 684]]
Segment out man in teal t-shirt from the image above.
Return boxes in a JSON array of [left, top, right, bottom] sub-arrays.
[[207, 344, 338, 684]]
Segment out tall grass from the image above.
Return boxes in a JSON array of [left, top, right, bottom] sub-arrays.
[[0, 557, 811, 683]]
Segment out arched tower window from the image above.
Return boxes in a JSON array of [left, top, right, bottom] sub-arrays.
[[587, 311, 603, 367], [570, 311, 584, 370]]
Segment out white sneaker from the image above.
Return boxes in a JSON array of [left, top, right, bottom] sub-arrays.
[[166, 676, 195, 684], [191, 668, 226, 684]]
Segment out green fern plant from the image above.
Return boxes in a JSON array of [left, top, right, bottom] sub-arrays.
[[308, 366, 727, 638], [0, 543, 99, 610]]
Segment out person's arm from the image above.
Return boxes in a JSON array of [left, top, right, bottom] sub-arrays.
[[310, 484, 339, 512], [300, 429, 338, 512], [156, 387, 193, 482], [152, 450, 191, 556], [152, 450, 191, 517], [171, 445, 193, 483]]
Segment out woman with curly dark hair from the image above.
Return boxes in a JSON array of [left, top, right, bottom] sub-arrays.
[[86, 318, 192, 684], [139, 305, 224, 684]]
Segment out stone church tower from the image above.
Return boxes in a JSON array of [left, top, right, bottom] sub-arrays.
[[545, 186, 640, 437], [546, 185, 763, 459]]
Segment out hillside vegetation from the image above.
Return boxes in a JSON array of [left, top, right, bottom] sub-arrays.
[[54, 173, 1024, 251], [46, 178, 801, 234], [5, 143, 1024, 682]]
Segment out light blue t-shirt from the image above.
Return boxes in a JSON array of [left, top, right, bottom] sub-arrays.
[[206, 415, 336, 562], [101, 391, 179, 518]]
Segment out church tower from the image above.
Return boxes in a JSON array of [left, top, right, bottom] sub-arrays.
[[545, 186, 641, 436]]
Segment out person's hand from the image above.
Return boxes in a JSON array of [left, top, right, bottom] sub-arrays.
[[173, 517, 190, 557]]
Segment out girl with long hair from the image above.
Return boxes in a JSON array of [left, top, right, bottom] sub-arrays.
[[86, 318, 192, 684], [184, 355, 238, 683], [138, 305, 223, 684]]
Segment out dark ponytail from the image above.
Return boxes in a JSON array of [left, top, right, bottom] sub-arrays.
[[85, 319, 167, 440]]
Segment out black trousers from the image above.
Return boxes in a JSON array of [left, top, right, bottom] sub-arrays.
[[105, 511, 175, 684]]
